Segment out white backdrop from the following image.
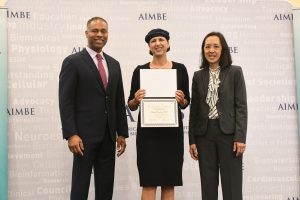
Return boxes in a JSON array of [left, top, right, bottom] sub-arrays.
[[5, 0, 300, 199]]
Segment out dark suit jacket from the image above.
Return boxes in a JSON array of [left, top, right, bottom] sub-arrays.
[[59, 48, 128, 144], [189, 65, 247, 144]]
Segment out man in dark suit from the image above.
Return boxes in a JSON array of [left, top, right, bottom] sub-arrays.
[[59, 16, 128, 200], [189, 32, 247, 200]]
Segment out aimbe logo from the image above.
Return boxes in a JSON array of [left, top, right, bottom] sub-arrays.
[[7, 9, 30, 19], [273, 13, 293, 21], [138, 13, 167, 21], [7, 108, 35, 116], [278, 103, 298, 111]]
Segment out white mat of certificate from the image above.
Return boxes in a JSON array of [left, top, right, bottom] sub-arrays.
[[140, 98, 178, 127], [140, 69, 177, 97]]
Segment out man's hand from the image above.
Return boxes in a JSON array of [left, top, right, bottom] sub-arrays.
[[189, 144, 198, 160], [68, 135, 84, 156], [233, 141, 246, 157], [116, 136, 126, 157]]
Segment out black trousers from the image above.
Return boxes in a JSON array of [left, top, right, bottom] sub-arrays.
[[195, 119, 243, 200], [70, 128, 116, 200]]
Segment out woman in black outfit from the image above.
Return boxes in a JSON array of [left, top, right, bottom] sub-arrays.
[[128, 28, 190, 200]]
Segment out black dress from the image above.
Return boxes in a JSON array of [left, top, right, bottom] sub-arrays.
[[128, 62, 190, 186]]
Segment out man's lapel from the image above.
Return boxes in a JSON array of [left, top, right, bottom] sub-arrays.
[[81, 48, 106, 92]]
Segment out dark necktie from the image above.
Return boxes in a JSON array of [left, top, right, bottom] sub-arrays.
[[96, 54, 108, 89]]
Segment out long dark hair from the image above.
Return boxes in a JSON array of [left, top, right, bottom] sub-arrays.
[[200, 32, 232, 69]]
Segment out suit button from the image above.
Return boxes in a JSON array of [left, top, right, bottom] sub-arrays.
[[105, 110, 107, 114]]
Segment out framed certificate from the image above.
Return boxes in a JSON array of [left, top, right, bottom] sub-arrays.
[[140, 98, 178, 127]]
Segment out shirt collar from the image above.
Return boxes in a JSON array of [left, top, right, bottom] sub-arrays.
[[209, 66, 220, 73], [86, 46, 104, 59]]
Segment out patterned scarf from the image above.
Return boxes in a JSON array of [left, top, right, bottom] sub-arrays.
[[206, 67, 221, 119]]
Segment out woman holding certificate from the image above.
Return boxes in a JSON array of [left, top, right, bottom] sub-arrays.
[[128, 28, 190, 200], [189, 32, 247, 200]]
